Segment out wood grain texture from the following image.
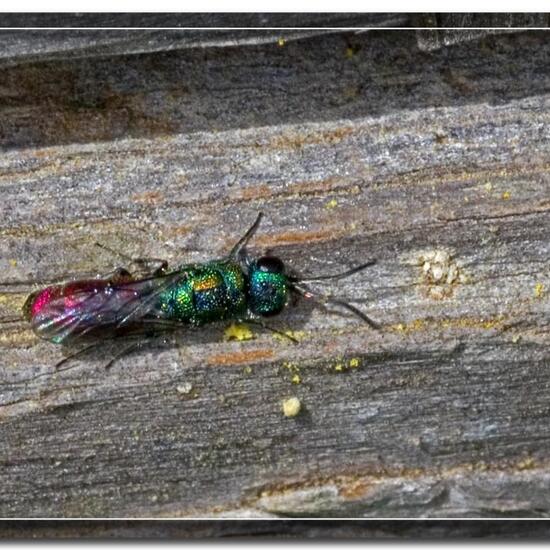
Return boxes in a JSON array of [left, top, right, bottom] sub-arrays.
[[1, 519, 550, 538], [0, 28, 549, 519]]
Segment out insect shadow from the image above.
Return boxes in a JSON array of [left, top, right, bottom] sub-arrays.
[[53, 291, 359, 374]]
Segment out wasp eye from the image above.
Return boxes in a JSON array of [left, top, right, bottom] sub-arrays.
[[257, 256, 285, 274]]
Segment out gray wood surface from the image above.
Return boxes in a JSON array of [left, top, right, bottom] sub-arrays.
[[1, 519, 550, 538], [0, 27, 549, 519]]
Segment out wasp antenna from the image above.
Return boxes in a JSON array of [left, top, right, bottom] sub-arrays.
[[289, 259, 376, 283], [229, 212, 264, 259], [325, 297, 381, 329], [290, 284, 380, 330]]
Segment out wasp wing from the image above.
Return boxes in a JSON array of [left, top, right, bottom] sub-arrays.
[[29, 270, 188, 345]]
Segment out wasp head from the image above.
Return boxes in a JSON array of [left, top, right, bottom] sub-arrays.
[[247, 256, 289, 317]]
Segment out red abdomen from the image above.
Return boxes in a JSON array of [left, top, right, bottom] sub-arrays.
[[23, 279, 139, 344]]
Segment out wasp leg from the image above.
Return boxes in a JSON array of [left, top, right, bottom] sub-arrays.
[[133, 258, 168, 277], [55, 342, 103, 370], [107, 267, 134, 284], [103, 341, 141, 370], [239, 316, 299, 343], [104, 327, 179, 369], [94, 242, 169, 277]]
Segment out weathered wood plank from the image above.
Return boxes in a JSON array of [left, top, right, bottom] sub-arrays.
[[0, 14, 407, 69], [1, 519, 550, 538], [0, 28, 548, 518]]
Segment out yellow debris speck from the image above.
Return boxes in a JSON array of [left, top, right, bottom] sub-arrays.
[[334, 363, 344, 372], [282, 361, 301, 383], [224, 323, 253, 342], [243, 365, 253, 375], [282, 397, 301, 417], [484, 182, 493, 192], [277, 37, 286, 47], [9, 259, 17, 267], [502, 191, 511, 200], [535, 283, 545, 298], [325, 199, 338, 209], [349, 358, 360, 368], [273, 330, 306, 342]]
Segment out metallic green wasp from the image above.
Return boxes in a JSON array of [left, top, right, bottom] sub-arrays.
[[23, 213, 379, 367]]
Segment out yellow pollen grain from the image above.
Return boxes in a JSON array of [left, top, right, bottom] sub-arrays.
[[349, 358, 360, 368], [334, 363, 344, 372], [325, 198, 338, 209], [291, 374, 301, 385], [282, 397, 301, 417], [9, 259, 17, 267], [535, 283, 545, 298], [277, 37, 286, 47], [502, 191, 511, 200], [223, 323, 254, 342]]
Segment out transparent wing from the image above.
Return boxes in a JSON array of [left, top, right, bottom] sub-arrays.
[[29, 270, 188, 345]]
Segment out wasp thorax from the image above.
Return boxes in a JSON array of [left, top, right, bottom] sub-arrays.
[[248, 256, 288, 316]]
